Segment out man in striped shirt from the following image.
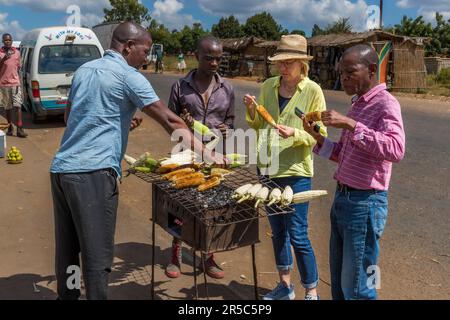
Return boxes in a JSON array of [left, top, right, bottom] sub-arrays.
[[303, 44, 405, 299]]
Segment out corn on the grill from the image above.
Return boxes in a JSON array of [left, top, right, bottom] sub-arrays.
[[267, 188, 282, 206], [163, 168, 195, 181], [156, 164, 180, 174], [254, 187, 269, 208], [211, 168, 232, 179], [198, 176, 221, 192], [233, 184, 253, 199], [173, 173, 206, 189], [292, 190, 328, 204], [173, 172, 205, 184], [281, 186, 294, 206], [238, 183, 263, 203]]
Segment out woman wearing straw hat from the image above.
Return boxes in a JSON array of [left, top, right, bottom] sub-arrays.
[[244, 35, 327, 300]]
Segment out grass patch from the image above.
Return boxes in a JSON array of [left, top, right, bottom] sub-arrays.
[[163, 55, 197, 72], [425, 71, 450, 97]]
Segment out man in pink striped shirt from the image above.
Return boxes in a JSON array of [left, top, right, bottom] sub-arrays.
[[303, 45, 405, 299]]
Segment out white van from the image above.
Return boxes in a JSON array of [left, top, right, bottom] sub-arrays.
[[20, 27, 104, 122]]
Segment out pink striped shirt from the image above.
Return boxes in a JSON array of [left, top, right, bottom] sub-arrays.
[[314, 83, 405, 190]]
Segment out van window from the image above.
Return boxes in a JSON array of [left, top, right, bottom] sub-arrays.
[[26, 49, 33, 73], [38, 45, 101, 74], [20, 47, 27, 67]]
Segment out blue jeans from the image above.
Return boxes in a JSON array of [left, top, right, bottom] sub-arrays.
[[268, 176, 319, 289], [330, 188, 388, 300]]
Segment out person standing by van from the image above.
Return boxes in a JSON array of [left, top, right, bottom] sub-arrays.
[[0, 33, 27, 138], [155, 47, 164, 74]]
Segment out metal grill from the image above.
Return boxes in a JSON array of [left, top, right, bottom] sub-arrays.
[[134, 166, 295, 226], [132, 166, 292, 300]]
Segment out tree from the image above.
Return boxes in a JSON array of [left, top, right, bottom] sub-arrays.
[[104, 0, 150, 24], [178, 23, 209, 53], [148, 21, 181, 53], [311, 24, 325, 37], [310, 18, 353, 37], [212, 15, 244, 39], [243, 12, 284, 40], [392, 13, 449, 57], [290, 29, 306, 36], [326, 17, 353, 34]]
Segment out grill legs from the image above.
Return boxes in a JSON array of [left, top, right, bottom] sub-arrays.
[[252, 244, 259, 300]]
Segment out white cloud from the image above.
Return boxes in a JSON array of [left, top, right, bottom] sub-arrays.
[[0, 0, 109, 36], [396, 0, 414, 9], [197, 0, 371, 32], [0, 13, 26, 40], [0, 0, 110, 13], [80, 13, 104, 28], [396, 0, 450, 23], [152, 0, 198, 30]]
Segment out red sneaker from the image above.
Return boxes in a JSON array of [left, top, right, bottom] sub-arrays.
[[204, 254, 225, 279], [165, 239, 182, 278]]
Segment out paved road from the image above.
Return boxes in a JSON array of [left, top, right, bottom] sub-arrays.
[[0, 72, 448, 300]]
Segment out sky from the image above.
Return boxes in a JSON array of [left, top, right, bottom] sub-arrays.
[[0, 0, 449, 40]]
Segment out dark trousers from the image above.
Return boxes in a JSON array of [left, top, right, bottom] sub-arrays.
[[50, 169, 119, 300]]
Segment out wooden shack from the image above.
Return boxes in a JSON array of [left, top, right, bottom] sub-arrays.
[[219, 37, 276, 78], [307, 30, 428, 92]]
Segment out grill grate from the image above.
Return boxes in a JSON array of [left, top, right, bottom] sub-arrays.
[[132, 166, 295, 226]]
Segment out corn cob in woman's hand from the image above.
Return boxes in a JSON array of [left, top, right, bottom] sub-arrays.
[[248, 96, 277, 127], [256, 105, 277, 127]]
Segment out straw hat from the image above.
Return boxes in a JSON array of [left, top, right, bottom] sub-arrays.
[[269, 34, 313, 62]]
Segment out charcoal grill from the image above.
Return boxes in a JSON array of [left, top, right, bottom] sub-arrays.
[[132, 166, 295, 300]]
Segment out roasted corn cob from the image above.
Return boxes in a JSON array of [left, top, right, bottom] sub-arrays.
[[198, 176, 221, 192], [257, 105, 277, 127], [211, 168, 232, 179], [156, 164, 180, 174], [172, 172, 205, 184], [173, 173, 206, 189], [305, 111, 322, 122], [163, 168, 195, 181]]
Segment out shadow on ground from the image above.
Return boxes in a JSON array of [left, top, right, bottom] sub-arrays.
[[0, 242, 269, 300]]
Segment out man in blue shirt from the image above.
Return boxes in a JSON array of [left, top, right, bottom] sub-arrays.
[[50, 22, 222, 300]]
